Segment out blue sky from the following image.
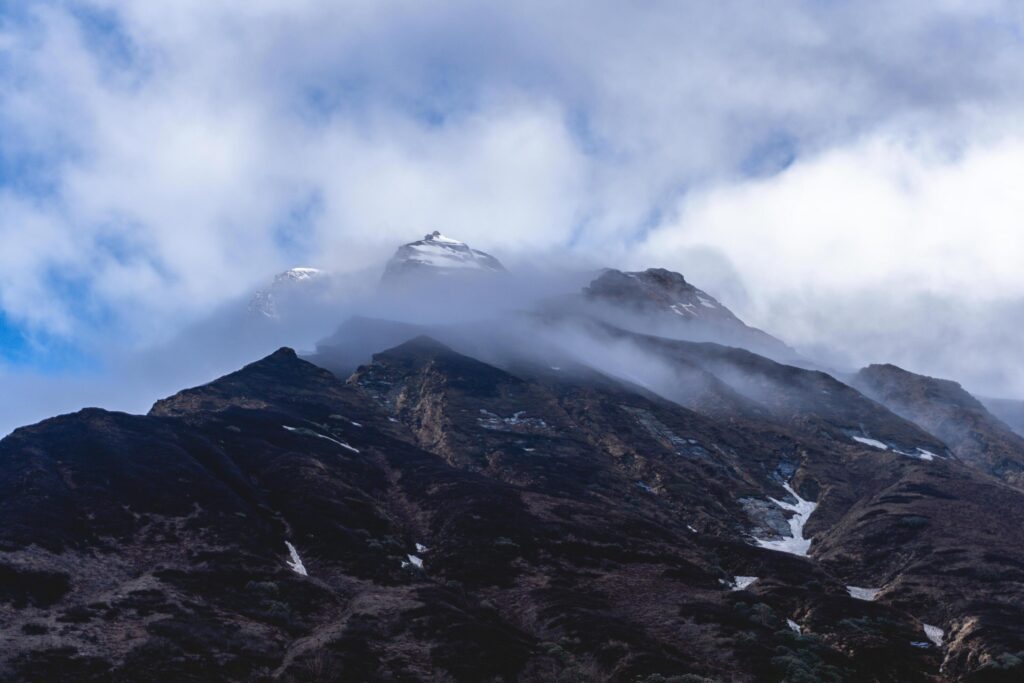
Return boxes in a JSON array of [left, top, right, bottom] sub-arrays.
[[2, 1, 1024, 429]]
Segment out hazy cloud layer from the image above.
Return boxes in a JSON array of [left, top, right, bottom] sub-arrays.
[[2, 0, 1024, 424]]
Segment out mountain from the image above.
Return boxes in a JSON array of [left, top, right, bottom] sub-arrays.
[[853, 364, 1024, 488], [580, 268, 797, 360], [381, 231, 505, 285], [5, 233, 1024, 681], [249, 267, 324, 318], [4, 333, 1024, 681]]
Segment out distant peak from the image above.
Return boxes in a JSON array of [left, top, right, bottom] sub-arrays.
[[249, 267, 325, 319], [379, 335, 455, 357], [381, 231, 505, 285], [267, 347, 299, 361]]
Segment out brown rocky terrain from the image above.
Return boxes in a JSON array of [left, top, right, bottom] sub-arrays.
[[1, 334, 1023, 681]]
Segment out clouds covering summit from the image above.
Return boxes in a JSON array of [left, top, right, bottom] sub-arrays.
[[2, 1, 1024, 392]]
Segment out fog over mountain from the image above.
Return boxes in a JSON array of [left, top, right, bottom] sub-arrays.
[[3, 1, 1024, 418]]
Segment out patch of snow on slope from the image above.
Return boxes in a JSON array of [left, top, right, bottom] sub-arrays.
[[285, 542, 308, 576], [428, 233, 464, 245], [697, 294, 718, 309], [924, 624, 944, 647], [730, 576, 758, 591], [914, 448, 937, 461], [670, 302, 697, 317], [852, 436, 889, 450], [787, 619, 802, 634], [754, 482, 817, 557], [283, 425, 359, 453], [847, 586, 881, 601], [405, 554, 424, 569], [408, 242, 489, 269], [415, 543, 428, 554]]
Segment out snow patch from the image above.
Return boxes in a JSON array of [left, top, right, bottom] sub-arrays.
[[754, 482, 817, 557], [923, 624, 944, 647], [846, 586, 881, 601], [426, 232, 464, 245], [408, 242, 489, 269], [406, 554, 424, 569], [415, 543, 428, 554], [852, 436, 889, 450], [670, 302, 697, 317], [697, 295, 718, 309], [730, 576, 758, 591], [283, 425, 359, 453], [787, 619, 802, 634], [285, 541, 308, 576]]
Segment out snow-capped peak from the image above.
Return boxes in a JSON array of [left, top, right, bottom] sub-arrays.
[[381, 231, 505, 285], [280, 267, 321, 279], [249, 267, 324, 318]]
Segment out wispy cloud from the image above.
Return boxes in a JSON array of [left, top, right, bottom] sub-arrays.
[[1, 1, 1023, 396]]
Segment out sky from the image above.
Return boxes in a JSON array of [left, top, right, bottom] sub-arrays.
[[2, 1, 1024, 432]]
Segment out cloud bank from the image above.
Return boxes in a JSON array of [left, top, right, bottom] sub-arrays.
[[1, 0, 1024, 424]]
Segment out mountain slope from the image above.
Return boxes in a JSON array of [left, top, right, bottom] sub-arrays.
[[853, 364, 1024, 488], [2, 338, 1024, 681], [581, 268, 796, 360]]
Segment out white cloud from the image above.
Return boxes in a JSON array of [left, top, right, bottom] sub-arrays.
[[634, 133, 1024, 394], [1, 0, 1024, 397]]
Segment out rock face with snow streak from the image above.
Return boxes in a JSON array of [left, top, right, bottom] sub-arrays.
[[582, 267, 798, 360], [381, 231, 505, 286], [854, 363, 1024, 488]]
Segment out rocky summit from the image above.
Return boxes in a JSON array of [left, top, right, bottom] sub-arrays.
[[2, 239, 1024, 682]]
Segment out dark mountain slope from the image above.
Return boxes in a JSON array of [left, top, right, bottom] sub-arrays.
[[582, 268, 796, 360], [2, 341, 1023, 681], [584, 323, 950, 457], [853, 364, 1024, 488], [347, 336, 1024, 681]]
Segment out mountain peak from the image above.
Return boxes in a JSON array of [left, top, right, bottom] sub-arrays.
[[585, 268, 718, 318], [381, 231, 505, 285], [249, 267, 324, 318], [581, 267, 796, 360]]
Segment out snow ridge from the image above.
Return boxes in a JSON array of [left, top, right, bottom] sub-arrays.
[[285, 541, 308, 576], [754, 482, 817, 557]]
